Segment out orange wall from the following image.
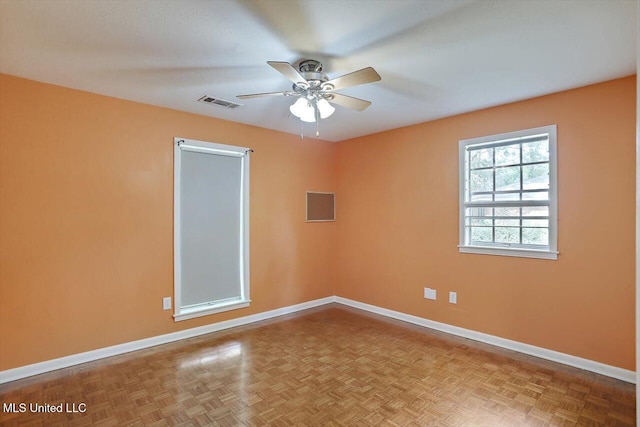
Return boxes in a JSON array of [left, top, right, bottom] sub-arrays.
[[0, 74, 336, 371], [335, 76, 636, 370], [1, 74, 635, 373]]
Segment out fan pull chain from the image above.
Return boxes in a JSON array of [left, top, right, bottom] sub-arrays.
[[300, 118, 304, 140], [315, 106, 320, 138]]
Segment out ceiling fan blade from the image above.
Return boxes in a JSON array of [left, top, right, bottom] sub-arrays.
[[322, 67, 381, 91], [327, 93, 372, 112], [237, 91, 296, 99], [267, 61, 308, 86]]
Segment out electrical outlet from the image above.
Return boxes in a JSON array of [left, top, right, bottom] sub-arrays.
[[423, 287, 437, 300], [163, 297, 172, 310], [449, 292, 457, 304]]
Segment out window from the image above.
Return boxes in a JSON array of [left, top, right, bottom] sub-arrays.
[[174, 137, 251, 321], [459, 125, 558, 260]]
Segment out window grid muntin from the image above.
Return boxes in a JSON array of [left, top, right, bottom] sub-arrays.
[[466, 207, 550, 248], [464, 135, 550, 249]]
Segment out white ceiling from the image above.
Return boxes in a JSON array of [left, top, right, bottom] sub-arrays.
[[0, 0, 636, 142]]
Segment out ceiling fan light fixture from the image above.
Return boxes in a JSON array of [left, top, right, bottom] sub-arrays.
[[289, 97, 308, 118], [317, 98, 335, 119], [290, 97, 316, 122], [299, 103, 316, 123]]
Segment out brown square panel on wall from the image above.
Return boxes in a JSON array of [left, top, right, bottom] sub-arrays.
[[306, 192, 335, 222]]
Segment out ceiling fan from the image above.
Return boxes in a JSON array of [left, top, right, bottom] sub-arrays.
[[237, 60, 381, 137]]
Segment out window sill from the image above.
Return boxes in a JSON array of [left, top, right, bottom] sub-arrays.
[[459, 245, 558, 260], [174, 299, 251, 322]]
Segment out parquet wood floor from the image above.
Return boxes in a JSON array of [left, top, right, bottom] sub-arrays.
[[0, 304, 635, 426]]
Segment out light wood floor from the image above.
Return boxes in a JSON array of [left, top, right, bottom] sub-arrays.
[[0, 305, 635, 426]]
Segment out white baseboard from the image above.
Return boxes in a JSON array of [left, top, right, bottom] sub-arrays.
[[0, 296, 336, 385], [335, 297, 635, 384], [1, 295, 634, 385]]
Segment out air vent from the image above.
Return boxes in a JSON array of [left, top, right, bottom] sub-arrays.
[[198, 95, 242, 109]]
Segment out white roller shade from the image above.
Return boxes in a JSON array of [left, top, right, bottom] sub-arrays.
[[174, 138, 251, 321]]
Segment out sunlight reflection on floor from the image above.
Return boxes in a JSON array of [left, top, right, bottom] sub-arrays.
[[178, 341, 243, 369]]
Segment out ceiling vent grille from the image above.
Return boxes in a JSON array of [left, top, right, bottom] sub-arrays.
[[198, 95, 242, 109]]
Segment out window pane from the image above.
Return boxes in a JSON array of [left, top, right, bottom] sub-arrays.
[[494, 145, 520, 166], [495, 227, 519, 243], [522, 206, 549, 217], [470, 148, 493, 169], [470, 227, 492, 242], [470, 218, 493, 227], [494, 207, 520, 217], [523, 163, 549, 190], [522, 191, 548, 201], [470, 193, 493, 202], [470, 169, 493, 193], [470, 218, 492, 226], [522, 219, 548, 227], [495, 219, 519, 226], [466, 207, 493, 218], [522, 228, 549, 245], [495, 192, 520, 201], [495, 166, 520, 191], [522, 140, 549, 163]]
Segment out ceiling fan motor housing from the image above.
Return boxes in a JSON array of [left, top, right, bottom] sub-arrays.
[[298, 59, 323, 73], [295, 60, 329, 90]]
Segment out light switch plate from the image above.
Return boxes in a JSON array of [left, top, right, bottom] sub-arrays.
[[423, 287, 437, 300], [449, 292, 457, 304]]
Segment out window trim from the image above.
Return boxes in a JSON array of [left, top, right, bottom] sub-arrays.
[[173, 137, 251, 322], [458, 125, 558, 260]]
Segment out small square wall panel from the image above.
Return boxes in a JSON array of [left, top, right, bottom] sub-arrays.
[[306, 192, 335, 222]]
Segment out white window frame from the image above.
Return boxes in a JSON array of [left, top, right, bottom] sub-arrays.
[[458, 125, 558, 260], [174, 137, 251, 321]]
